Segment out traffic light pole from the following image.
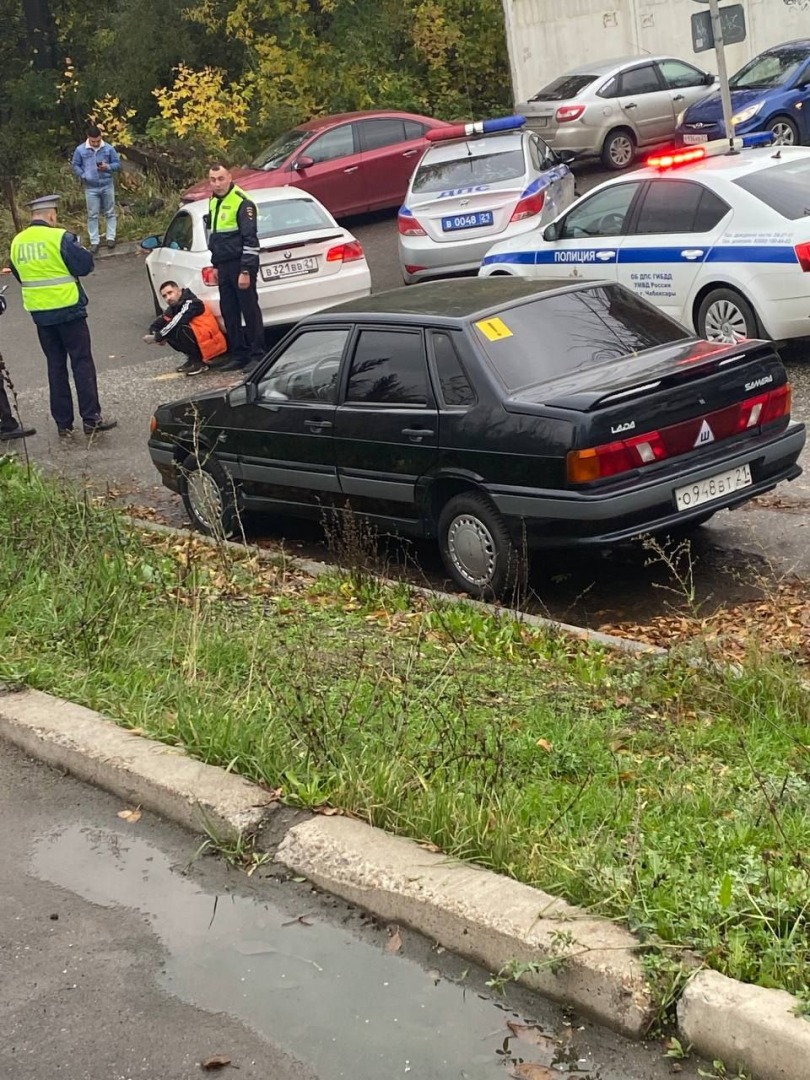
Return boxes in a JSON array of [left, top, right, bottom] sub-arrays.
[[708, 0, 737, 152]]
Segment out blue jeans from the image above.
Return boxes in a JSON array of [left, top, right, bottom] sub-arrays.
[[85, 186, 117, 246]]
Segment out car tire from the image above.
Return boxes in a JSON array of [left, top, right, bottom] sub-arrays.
[[179, 452, 239, 538], [601, 129, 636, 170], [437, 491, 526, 600], [697, 288, 761, 343], [766, 115, 799, 145]]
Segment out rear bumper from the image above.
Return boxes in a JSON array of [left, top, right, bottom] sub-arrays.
[[399, 220, 541, 283], [485, 423, 806, 546], [524, 118, 603, 157]]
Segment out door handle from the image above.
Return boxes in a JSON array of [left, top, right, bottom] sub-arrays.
[[624, 102, 637, 109], [681, 249, 705, 260], [344, 166, 359, 174], [402, 149, 418, 158], [304, 419, 333, 431], [402, 427, 434, 441], [673, 94, 685, 102]]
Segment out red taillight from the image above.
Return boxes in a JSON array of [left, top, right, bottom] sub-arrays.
[[795, 241, 810, 272], [567, 384, 792, 484], [398, 212, 426, 236], [555, 105, 585, 123], [201, 266, 217, 286], [646, 147, 706, 169], [404, 265, 427, 274], [510, 190, 545, 222], [326, 241, 364, 263]]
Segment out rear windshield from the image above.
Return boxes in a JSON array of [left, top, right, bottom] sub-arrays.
[[729, 47, 810, 90], [472, 285, 689, 391], [529, 74, 596, 101], [733, 159, 810, 220], [413, 149, 525, 193], [256, 198, 332, 237]]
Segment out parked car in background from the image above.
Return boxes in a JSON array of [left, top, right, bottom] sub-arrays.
[[148, 278, 804, 600], [479, 137, 810, 344], [397, 116, 576, 284], [181, 111, 451, 218], [518, 56, 715, 169], [677, 39, 810, 147], [141, 187, 371, 329]]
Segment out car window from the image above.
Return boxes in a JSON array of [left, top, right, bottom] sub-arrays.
[[306, 124, 355, 164], [618, 65, 662, 95], [259, 329, 349, 404], [733, 159, 810, 219], [163, 212, 194, 251], [658, 59, 707, 90], [413, 149, 526, 193], [633, 180, 726, 234], [430, 332, 476, 406], [529, 135, 555, 171], [597, 76, 619, 99], [404, 119, 427, 140], [559, 183, 641, 239], [251, 129, 310, 170], [256, 198, 332, 238], [346, 330, 429, 405], [359, 118, 407, 151], [730, 47, 810, 90], [529, 74, 597, 101], [472, 286, 689, 391]]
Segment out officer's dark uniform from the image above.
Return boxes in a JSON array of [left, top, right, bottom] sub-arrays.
[[0, 291, 36, 441], [9, 195, 115, 436], [207, 184, 264, 369]]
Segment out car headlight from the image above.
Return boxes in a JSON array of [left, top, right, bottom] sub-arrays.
[[731, 102, 763, 127]]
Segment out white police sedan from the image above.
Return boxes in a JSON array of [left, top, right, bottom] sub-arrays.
[[398, 116, 576, 284], [480, 135, 810, 343]]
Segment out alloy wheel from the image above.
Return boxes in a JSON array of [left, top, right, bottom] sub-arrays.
[[770, 120, 796, 145], [609, 135, 634, 167]]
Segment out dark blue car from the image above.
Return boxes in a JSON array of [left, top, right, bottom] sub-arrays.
[[677, 39, 810, 147]]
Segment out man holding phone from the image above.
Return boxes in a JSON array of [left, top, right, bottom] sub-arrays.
[[0, 286, 36, 441]]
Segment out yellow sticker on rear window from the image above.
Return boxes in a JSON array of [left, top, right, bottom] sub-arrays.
[[475, 317, 513, 342]]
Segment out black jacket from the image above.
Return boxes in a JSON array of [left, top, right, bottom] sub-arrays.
[[206, 186, 260, 271], [149, 288, 204, 340]]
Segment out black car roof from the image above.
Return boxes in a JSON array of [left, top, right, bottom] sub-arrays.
[[309, 278, 609, 325]]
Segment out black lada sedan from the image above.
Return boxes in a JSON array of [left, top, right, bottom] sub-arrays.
[[149, 278, 805, 598]]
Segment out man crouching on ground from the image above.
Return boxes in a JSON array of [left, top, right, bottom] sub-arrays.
[[143, 280, 227, 375]]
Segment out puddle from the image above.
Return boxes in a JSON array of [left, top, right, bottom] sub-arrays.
[[31, 824, 595, 1080]]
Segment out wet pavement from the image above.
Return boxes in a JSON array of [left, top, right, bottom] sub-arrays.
[[0, 744, 705, 1079]]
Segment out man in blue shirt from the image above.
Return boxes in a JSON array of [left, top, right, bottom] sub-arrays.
[[71, 126, 121, 255]]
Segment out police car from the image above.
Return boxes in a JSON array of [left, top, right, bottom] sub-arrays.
[[479, 134, 810, 343], [397, 116, 576, 285]]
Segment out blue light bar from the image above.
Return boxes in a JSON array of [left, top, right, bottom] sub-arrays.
[[740, 131, 776, 148], [427, 115, 526, 142]]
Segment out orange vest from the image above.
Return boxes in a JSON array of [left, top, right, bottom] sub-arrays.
[[190, 304, 227, 362]]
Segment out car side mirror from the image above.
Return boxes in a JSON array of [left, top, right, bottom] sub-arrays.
[[227, 383, 258, 407], [139, 234, 162, 251], [293, 155, 315, 172], [543, 221, 560, 242], [556, 149, 577, 165], [704, 72, 716, 85]]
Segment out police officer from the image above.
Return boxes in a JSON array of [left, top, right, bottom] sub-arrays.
[[9, 195, 116, 438], [206, 164, 264, 372], [0, 289, 36, 442]]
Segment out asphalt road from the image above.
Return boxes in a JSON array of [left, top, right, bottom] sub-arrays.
[[1, 741, 709, 1080], [3, 161, 810, 626]]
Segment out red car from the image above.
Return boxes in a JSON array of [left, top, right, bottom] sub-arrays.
[[182, 110, 451, 218]]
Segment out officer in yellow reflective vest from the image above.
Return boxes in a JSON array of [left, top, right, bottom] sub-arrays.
[[205, 164, 264, 372], [9, 194, 116, 437]]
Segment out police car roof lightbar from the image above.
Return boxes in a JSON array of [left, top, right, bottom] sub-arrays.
[[647, 131, 776, 169], [426, 115, 526, 143]]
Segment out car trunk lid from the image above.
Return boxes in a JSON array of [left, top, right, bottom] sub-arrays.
[[257, 228, 357, 284]]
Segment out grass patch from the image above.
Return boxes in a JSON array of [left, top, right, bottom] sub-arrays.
[[2, 459, 809, 1006]]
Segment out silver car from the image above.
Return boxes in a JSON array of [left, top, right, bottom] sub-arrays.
[[518, 56, 716, 170], [397, 124, 576, 284]]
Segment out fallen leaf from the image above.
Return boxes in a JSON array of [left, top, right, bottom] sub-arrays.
[[315, 805, 341, 816], [386, 927, 403, 954], [506, 1022, 558, 1053], [201, 1054, 231, 1070], [536, 738, 553, 753], [117, 807, 142, 823], [510, 1064, 555, 1080]]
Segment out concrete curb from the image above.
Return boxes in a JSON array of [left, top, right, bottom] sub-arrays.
[[0, 686, 272, 841], [273, 815, 656, 1038], [123, 516, 666, 657], [95, 240, 141, 260], [677, 970, 810, 1080]]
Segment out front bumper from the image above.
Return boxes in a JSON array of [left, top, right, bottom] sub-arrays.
[[485, 423, 805, 546], [149, 441, 180, 493]]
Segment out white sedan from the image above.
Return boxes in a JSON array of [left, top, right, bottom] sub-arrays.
[[142, 186, 371, 327], [480, 138, 810, 343]]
